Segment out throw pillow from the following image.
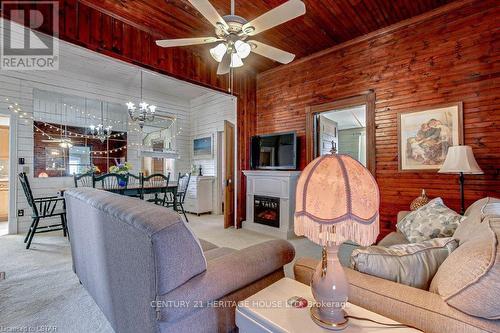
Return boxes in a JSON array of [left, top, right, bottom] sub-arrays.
[[396, 197, 463, 243], [430, 215, 500, 319], [350, 237, 458, 290], [452, 198, 498, 245]]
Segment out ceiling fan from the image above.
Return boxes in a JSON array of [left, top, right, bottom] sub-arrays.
[[155, 0, 306, 75]]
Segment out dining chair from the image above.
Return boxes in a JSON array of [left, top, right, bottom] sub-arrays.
[[18, 172, 68, 249], [166, 172, 191, 222], [74, 171, 94, 188], [127, 173, 143, 199], [143, 173, 170, 206], [93, 173, 129, 193]]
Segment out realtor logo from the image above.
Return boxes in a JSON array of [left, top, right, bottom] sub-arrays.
[[1, 1, 59, 70]]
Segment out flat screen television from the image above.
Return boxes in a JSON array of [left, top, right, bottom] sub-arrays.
[[250, 131, 297, 170]]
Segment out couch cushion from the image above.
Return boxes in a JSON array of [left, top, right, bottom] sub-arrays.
[[454, 198, 500, 246], [430, 212, 500, 319], [464, 197, 500, 217], [377, 231, 410, 247], [396, 197, 463, 243], [350, 237, 457, 289]]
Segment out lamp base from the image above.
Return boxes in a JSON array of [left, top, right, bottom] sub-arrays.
[[310, 245, 350, 331], [310, 307, 348, 330]]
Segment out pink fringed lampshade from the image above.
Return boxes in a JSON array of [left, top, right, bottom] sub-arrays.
[[295, 154, 380, 246]]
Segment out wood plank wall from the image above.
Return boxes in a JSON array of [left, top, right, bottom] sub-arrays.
[[256, 0, 500, 237], [2, 0, 256, 225]]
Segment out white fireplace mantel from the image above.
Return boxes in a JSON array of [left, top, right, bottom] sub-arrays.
[[243, 170, 301, 239]]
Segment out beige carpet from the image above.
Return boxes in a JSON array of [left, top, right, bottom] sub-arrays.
[[0, 214, 320, 332]]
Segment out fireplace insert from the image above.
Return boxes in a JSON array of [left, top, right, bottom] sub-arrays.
[[254, 195, 280, 228]]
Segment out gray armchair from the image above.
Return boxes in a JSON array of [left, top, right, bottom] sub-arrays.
[[64, 188, 294, 333]]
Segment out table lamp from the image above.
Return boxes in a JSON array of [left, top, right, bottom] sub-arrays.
[[295, 144, 379, 330], [438, 145, 483, 214]]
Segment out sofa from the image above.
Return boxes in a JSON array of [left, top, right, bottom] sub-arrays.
[[294, 197, 500, 333], [64, 188, 295, 333]]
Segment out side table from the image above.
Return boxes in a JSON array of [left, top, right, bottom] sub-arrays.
[[236, 278, 420, 332]]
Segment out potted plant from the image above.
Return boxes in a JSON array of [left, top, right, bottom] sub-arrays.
[[109, 162, 132, 187], [86, 165, 100, 174]]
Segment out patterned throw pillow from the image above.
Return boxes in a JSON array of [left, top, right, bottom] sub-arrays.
[[396, 198, 463, 243]]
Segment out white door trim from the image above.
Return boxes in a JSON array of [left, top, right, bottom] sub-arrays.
[[0, 110, 18, 234]]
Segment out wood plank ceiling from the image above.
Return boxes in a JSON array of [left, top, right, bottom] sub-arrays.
[[81, 0, 453, 73]]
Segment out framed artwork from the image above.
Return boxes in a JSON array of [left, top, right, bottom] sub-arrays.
[[193, 135, 213, 159], [398, 102, 463, 172]]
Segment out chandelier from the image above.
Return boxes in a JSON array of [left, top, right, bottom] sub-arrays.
[[89, 101, 112, 142], [127, 70, 156, 128]]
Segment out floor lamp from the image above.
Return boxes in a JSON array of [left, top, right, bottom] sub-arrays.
[[438, 145, 483, 215]]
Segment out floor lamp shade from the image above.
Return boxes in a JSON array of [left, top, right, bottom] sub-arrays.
[[295, 154, 380, 246], [438, 146, 483, 174], [438, 145, 483, 215]]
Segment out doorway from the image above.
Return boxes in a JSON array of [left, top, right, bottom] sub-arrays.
[[316, 105, 367, 165], [223, 120, 235, 228], [0, 116, 9, 236], [306, 92, 376, 175]]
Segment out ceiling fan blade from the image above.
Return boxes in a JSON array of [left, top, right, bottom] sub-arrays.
[[217, 53, 231, 75], [188, 0, 228, 30], [248, 40, 295, 64], [242, 0, 305, 36], [155, 37, 220, 48]]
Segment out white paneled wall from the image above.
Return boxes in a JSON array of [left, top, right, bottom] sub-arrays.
[[0, 17, 225, 233], [189, 92, 237, 213]]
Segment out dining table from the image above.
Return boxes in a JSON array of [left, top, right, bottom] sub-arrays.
[[59, 183, 179, 211]]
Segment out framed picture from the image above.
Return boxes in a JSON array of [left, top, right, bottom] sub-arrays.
[[398, 102, 463, 172], [193, 135, 213, 159]]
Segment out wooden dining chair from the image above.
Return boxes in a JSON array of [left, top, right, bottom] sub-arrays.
[[166, 172, 191, 222], [126, 173, 143, 199], [18, 172, 68, 249], [143, 173, 170, 206], [74, 171, 94, 188], [93, 173, 129, 193]]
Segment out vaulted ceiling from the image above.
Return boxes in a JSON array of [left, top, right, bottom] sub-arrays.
[[82, 0, 453, 73]]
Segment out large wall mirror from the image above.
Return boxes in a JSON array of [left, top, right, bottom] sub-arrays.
[[140, 116, 177, 177], [34, 121, 127, 177], [33, 89, 129, 177], [306, 92, 376, 175]]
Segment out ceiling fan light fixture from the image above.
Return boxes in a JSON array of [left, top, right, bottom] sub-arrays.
[[230, 53, 243, 68], [156, 0, 305, 74], [235, 40, 251, 59], [210, 43, 228, 62]]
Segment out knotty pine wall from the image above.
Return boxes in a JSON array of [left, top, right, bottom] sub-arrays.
[[256, 0, 500, 237]]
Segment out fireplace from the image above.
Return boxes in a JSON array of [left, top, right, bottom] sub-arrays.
[[243, 170, 301, 239], [254, 195, 280, 228]]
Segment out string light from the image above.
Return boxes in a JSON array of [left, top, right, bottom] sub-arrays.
[[5, 97, 183, 147], [39, 122, 127, 139]]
